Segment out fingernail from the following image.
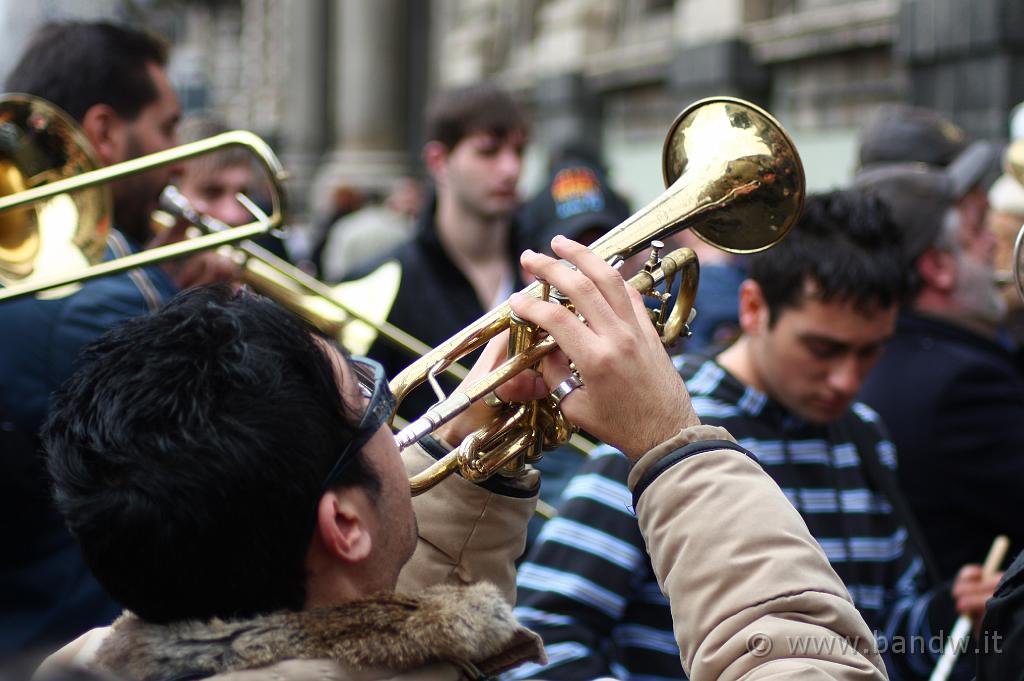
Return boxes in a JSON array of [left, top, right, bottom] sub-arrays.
[[553, 234, 565, 242]]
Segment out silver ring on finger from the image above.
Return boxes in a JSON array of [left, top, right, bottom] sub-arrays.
[[550, 375, 584, 407]]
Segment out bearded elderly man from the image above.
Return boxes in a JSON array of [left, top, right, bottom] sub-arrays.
[[855, 145, 1024, 582], [37, 237, 887, 681]]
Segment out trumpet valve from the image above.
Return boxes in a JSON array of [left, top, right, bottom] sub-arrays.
[[643, 240, 665, 273]]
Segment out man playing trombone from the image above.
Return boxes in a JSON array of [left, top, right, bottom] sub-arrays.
[[0, 21, 239, 656]]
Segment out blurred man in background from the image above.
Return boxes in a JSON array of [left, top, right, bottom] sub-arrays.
[[174, 114, 254, 227], [346, 83, 528, 420], [986, 172, 1024, 345], [170, 112, 287, 264], [855, 133, 1024, 581]]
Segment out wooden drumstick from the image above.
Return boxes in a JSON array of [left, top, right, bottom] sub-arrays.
[[929, 535, 1010, 681]]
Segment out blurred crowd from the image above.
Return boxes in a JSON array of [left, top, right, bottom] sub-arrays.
[[3, 18, 1024, 681]]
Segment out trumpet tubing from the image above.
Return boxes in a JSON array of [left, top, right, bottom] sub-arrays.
[[405, 247, 701, 495]]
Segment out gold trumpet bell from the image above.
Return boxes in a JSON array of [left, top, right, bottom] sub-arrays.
[[659, 96, 804, 254], [0, 94, 110, 291]]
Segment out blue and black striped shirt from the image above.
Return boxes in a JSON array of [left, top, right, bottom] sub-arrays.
[[510, 355, 957, 681]]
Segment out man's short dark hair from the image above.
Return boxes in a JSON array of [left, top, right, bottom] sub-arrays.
[[748, 189, 907, 323], [426, 82, 528, 149], [5, 21, 168, 122], [43, 286, 380, 624]]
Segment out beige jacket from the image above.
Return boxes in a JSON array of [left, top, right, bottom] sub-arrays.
[[630, 425, 888, 680], [40, 429, 888, 681]]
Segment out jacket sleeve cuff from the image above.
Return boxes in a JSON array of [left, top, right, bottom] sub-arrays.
[[627, 425, 756, 505]]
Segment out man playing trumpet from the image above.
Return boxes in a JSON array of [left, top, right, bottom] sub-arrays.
[[39, 237, 887, 681]]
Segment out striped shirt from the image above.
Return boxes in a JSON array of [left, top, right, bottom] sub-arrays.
[[510, 355, 958, 681]]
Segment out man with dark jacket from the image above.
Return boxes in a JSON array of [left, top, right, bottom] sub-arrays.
[[855, 142, 1024, 580], [344, 83, 527, 420], [0, 21, 183, 656]]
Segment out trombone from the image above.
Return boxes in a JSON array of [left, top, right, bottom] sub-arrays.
[[156, 185, 465, 378], [0, 126, 287, 302], [0, 95, 466, 379]]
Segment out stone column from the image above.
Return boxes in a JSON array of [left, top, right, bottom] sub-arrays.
[[279, 0, 330, 217], [668, 0, 767, 105], [530, 74, 604, 162], [314, 0, 410, 206]]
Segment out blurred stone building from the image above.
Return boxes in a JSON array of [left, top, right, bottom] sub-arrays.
[[432, 0, 1024, 203], [1, 0, 1022, 214]]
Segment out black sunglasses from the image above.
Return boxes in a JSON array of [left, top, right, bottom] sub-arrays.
[[321, 356, 397, 490]]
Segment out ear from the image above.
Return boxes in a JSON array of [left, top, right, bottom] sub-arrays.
[[79, 104, 128, 166], [313, 490, 373, 565], [422, 141, 449, 182], [737, 279, 770, 336], [917, 247, 956, 294]]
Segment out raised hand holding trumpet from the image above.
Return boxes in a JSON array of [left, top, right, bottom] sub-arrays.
[[509, 235, 700, 461], [404, 235, 703, 493]]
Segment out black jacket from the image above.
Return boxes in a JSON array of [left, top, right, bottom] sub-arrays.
[[977, 548, 1024, 680], [859, 312, 1024, 579], [347, 194, 524, 420]]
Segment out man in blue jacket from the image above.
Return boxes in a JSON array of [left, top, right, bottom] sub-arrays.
[[0, 21, 235, 657]]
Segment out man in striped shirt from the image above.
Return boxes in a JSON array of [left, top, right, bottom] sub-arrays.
[[511, 190, 999, 681]]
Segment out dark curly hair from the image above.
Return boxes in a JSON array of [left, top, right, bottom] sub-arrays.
[[749, 189, 908, 323], [44, 286, 380, 624]]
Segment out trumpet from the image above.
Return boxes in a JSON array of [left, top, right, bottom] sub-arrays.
[[396, 96, 806, 495]]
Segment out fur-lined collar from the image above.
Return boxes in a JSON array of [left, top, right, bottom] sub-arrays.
[[94, 583, 545, 681]]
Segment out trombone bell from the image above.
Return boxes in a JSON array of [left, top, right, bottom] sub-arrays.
[[0, 94, 110, 289]]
